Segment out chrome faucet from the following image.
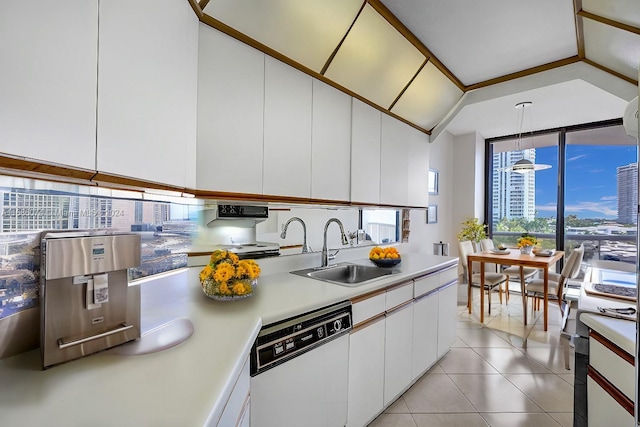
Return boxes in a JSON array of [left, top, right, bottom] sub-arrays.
[[280, 217, 311, 253], [321, 218, 349, 267]]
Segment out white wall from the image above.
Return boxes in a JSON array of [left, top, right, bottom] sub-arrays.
[[407, 131, 453, 255]]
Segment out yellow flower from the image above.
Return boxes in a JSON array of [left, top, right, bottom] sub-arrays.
[[517, 233, 538, 248], [199, 265, 213, 282], [213, 263, 235, 283], [227, 252, 240, 264], [218, 282, 232, 295], [232, 280, 250, 295]]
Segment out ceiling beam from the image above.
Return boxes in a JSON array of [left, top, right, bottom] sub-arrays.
[[366, 0, 465, 92], [583, 58, 639, 86], [464, 56, 582, 91], [573, 0, 585, 58], [577, 9, 640, 36]]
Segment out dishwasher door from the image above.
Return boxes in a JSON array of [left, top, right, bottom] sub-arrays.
[[251, 333, 349, 427]]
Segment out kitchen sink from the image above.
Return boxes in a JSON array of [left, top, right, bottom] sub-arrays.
[[290, 262, 397, 287]]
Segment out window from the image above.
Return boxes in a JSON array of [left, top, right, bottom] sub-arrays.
[[487, 120, 637, 264]]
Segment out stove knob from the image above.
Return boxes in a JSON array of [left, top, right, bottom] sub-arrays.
[[317, 327, 324, 338], [333, 319, 342, 331]]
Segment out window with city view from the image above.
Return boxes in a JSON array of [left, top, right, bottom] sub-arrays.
[[488, 121, 637, 265]]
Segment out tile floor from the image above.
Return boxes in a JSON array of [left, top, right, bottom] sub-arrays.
[[369, 283, 575, 427]]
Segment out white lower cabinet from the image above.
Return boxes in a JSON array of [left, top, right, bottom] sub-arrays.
[[411, 290, 438, 379], [215, 355, 250, 427], [347, 317, 385, 427], [384, 303, 414, 406], [587, 376, 634, 427], [437, 280, 458, 358]]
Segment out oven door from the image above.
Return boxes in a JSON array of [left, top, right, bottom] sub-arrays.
[[250, 334, 349, 427]]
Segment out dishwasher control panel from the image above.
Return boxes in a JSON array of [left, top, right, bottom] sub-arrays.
[[251, 301, 352, 375]]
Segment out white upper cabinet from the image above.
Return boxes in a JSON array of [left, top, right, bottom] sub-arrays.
[[407, 126, 429, 207], [197, 25, 265, 194], [0, 0, 98, 170], [96, 0, 198, 188], [380, 115, 409, 206], [351, 99, 381, 205], [263, 57, 312, 198], [311, 80, 351, 201]]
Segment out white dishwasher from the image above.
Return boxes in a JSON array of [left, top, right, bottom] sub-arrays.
[[250, 301, 352, 427]]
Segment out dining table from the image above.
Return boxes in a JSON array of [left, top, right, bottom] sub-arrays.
[[467, 249, 564, 331]]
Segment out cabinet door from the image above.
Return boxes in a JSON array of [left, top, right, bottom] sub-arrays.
[[263, 57, 312, 198], [587, 377, 635, 427], [407, 127, 429, 207], [197, 26, 264, 194], [0, 0, 97, 170], [437, 281, 458, 358], [311, 80, 351, 201], [380, 115, 409, 206], [97, 0, 198, 188], [384, 303, 413, 406], [216, 356, 250, 427], [347, 318, 385, 427], [412, 290, 438, 379], [350, 99, 381, 204]]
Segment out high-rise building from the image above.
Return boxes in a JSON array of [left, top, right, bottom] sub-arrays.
[[617, 162, 638, 225], [492, 149, 536, 223]]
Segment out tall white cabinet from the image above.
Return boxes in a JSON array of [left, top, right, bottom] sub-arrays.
[[263, 57, 313, 198], [311, 80, 352, 201], [196, 25, 265, 194], [0, 0, 98, 171], [380, 115, 409, 206], [350, 99, 382, 205], [96, 0, 199, 188]]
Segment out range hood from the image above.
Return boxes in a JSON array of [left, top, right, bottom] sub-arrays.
[[202, 204, 269, 227]]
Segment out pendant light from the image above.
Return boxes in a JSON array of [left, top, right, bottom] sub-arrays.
[[504, 101, 551, 174]]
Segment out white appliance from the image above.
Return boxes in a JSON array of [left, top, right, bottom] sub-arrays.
[[250, 301, 351, 427]]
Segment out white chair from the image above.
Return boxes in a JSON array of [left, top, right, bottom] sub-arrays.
[[525, 245, 584, 322], [479, 239, 539, 295], [459, 240, 509, 315]]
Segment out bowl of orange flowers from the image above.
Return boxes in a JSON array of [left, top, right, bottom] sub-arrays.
[[199, 250, 261, 301], [516, 233, 538, 255]]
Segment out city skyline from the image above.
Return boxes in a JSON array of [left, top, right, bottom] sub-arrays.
[[533, 144, 637, 221]]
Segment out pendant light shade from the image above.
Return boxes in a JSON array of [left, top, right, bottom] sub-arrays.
[[502, 101, 552, 174]]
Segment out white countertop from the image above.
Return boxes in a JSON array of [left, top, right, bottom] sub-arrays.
[[578, 285, 637, 355], [0, 252, 456, 426]]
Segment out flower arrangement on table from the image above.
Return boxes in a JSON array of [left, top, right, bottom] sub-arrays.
[[516, 233, 538, 254], [199, 250, 261, 300]]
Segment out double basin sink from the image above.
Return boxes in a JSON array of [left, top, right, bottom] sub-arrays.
[[291, 262, 398, 287]]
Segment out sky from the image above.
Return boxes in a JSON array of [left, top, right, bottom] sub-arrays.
[[533, 144, 637, 219]]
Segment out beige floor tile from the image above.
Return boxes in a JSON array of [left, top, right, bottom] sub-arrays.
[[412, 413, 489, 427], [448, 374, 543, 413], [455, 327, 512, 348], [451, 337, 470, 348], [520, 346, 572, 374], [367, 413, 417, 427], [558, 373, 575, 386], [505, 373, 574, 412], [402, 373, 476, 413], [480, 412, 562, 427], [548, 412, 573, 427], [384, 396, 410, 413], [437, 348, 499, 374], [428, 364, 445, 374], [473, 347, 552, 374]]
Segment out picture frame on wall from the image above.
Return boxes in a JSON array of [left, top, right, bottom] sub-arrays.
[[428, 169, 439, 195], [426, 205, 438, 224]]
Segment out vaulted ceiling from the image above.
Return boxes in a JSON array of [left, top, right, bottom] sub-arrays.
[[192, 0, 639, 140]]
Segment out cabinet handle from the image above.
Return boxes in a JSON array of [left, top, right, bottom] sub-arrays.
[[57, 323, 134, 349]]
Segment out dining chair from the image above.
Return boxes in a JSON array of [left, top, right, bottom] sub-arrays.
[[525, 245, 584, 321], [459, 240, 509, 315], [479, 238, 538, 301]]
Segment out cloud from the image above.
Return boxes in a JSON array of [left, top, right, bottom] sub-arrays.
[[589, 169, 604, 173], [600, 196, 617, 201], [564, 201, 617, 217], [568, 154, 587, 162]]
